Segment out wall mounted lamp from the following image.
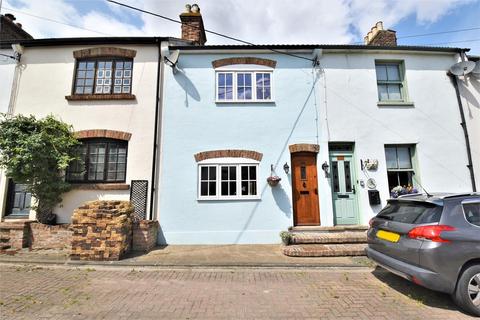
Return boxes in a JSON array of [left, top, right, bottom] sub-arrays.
[[321, 161, 329, 178], [283, 162, 290, 174]]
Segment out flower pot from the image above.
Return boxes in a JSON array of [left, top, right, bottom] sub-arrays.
[[267, 176, 281, 187]]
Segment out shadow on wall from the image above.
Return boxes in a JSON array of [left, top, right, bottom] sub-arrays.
[[173, 68, 201, 107], [157, 225, 167, 245], [232, 69, 319, 244], [271, 185, 292, 218], [459, 77, 480, 119]]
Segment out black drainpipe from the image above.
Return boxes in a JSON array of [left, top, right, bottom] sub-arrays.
[[149, 38, 162, 219], [448, 71, 477, 192]]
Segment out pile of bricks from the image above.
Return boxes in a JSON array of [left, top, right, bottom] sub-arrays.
[[30, 223, 72, 250], [0, 221, 31, 253], [70, 200, 134, 261], [132, 220, 159, 252]]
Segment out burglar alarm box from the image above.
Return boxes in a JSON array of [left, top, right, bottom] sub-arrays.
[[368, 190, 381, 205]]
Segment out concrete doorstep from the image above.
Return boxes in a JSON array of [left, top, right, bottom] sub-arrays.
[[0, 244, 374, 269]]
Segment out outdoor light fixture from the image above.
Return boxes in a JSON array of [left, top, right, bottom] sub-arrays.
[[283, 162, 290, 174], [321, 161, 329, 178]]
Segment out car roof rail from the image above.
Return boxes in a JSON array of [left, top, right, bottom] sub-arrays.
[[442, 192, 480, 199]]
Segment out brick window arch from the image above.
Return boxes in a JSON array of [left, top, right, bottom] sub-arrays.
[[75, 129, 131, 141], [194, 150, 263, 162], [211, 57, 277, 69]]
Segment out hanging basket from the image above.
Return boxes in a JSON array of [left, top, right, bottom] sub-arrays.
[[267, 176, 281, 187]]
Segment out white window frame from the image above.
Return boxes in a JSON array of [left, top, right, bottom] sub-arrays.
[[197, 158, 260, 200], [215, 65, 274, 103]]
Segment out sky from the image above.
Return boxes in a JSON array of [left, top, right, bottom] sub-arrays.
[[1, 0, 480, 55]]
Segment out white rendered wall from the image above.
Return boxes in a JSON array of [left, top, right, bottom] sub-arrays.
[[457, 71, 480, 190]]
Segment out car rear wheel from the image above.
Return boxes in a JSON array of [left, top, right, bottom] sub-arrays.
[[454, 265, 480, 317]]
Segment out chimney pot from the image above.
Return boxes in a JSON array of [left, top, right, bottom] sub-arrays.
[[180, 4, 207, 45], [4, 13, 16, 21], [364, 21, 396, 46]]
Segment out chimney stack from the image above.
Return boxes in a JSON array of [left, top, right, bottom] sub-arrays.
[[364, 21, 397, 46], [180, 4, 207, 45], [1, 13, 33, 40]]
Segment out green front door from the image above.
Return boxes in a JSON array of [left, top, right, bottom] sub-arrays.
[[330, 152, 359, 225]]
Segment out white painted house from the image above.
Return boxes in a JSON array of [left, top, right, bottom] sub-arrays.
[[457, 54, 480, 192]]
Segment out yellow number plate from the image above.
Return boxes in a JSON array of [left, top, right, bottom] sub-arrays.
[[376, 230, 400, 243]]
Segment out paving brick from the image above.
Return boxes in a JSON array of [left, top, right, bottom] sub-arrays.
[[0, 265, 475, 319]]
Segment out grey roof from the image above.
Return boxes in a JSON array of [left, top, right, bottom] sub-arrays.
[[0, 37, 193, 49], [170, 43, 469, 54]]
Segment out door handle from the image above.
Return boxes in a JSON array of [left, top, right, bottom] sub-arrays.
[[352, 186, 356, 194]]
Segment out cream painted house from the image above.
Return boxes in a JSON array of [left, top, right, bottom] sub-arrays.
[[0, 37, 190, 223]]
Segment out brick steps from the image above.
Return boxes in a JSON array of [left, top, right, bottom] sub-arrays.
[[283, 243, 367, 257], [289, 225, 368, 232], [282, 225, 368, 257], [289, 231, 367, 245]]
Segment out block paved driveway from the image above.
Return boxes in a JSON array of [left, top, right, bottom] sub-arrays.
[[0, 264, 476, 319]]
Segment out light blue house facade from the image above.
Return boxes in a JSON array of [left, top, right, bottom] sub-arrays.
[[158, 49, 323, 244]]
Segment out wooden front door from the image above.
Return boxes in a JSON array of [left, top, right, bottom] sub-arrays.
[[292, 152, 320, 226]]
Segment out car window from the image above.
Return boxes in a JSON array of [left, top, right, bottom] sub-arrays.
[[463, 202, 480, 227], [377, 201, 443, 224]]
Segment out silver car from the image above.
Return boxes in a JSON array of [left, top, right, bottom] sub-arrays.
[[366, 193, 480, 317]]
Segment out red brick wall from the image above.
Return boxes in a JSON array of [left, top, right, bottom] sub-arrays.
[[132, 221, 159, 252], [30, 223, 72, 250]]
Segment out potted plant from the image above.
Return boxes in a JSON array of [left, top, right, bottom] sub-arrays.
[[390, 185, 418, 198], [267, 175, 282, 187]]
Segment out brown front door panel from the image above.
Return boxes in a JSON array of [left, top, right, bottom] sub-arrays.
[[292, 152, 320, 226]]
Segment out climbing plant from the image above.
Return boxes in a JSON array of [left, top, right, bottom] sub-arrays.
[[0, 114, 79, 224]]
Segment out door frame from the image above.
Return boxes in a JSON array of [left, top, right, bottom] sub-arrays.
[[328, 144, 360, 225], [289, 143, 321, 227]]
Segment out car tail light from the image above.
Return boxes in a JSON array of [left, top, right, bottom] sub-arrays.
[[407, 225, 456, 243]]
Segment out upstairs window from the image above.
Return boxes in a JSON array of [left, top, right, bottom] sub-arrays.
[[66, 138, 127, 183], [74, 59, 133, 95], [216, 71, 272, 102], [375, 61, 407, 102]]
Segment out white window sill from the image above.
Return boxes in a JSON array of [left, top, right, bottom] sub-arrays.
[[197, 196, 261, 201], [215, 100, 275, 104], [377, 101, 414, 107]]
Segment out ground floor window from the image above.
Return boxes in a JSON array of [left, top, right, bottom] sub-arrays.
[[66, 138, 127, 183], [198, 163, 259, 200], [385, 145, 417, 193]]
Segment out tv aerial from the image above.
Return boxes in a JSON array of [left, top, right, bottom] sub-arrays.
[[164, 50, 180, 74], [449, 60, 475, 76]]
